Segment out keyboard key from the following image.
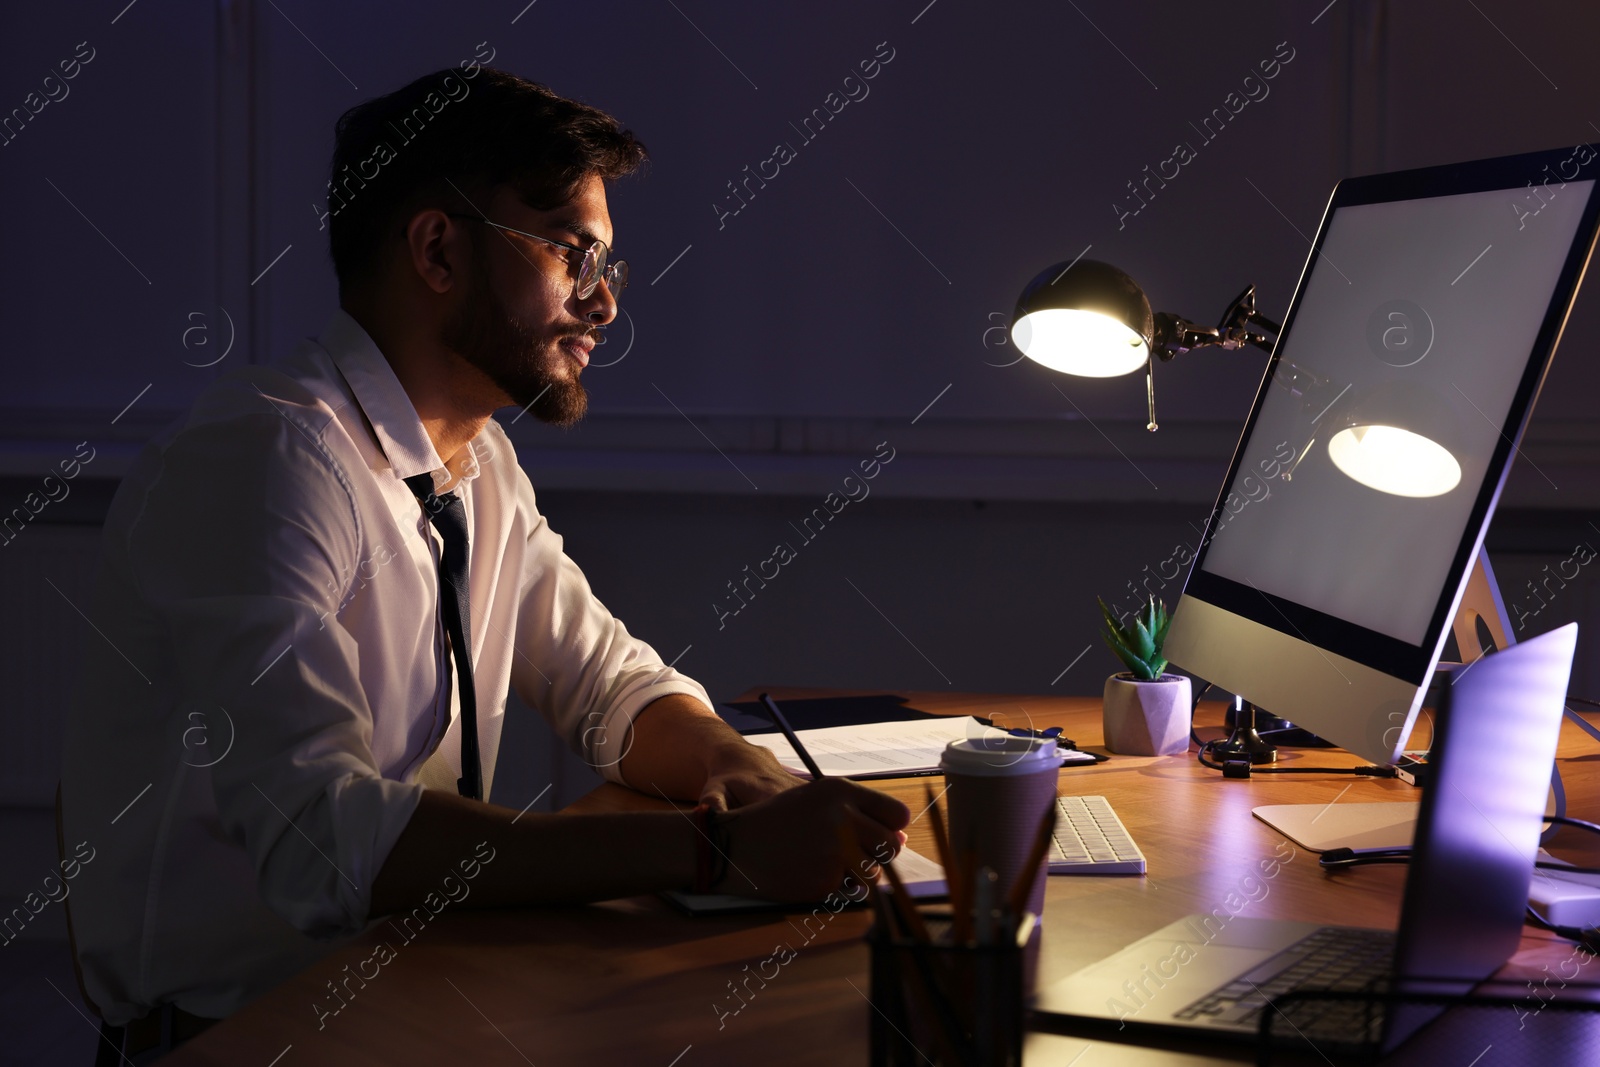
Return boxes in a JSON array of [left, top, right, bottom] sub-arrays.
[[1214, 1000, 1267, 1025]]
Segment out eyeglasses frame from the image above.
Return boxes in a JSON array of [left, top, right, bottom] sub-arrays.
[[443, 211, 627, 301]]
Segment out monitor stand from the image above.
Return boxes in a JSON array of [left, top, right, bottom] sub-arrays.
[[1449, 543, 1514, 661], [1251, 547, 1512, 852]]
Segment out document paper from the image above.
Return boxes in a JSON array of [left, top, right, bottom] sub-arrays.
[[745, 716, 1096, 779]]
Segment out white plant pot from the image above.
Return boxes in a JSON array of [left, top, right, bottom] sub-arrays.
[[1102, 673, 1191, 756]]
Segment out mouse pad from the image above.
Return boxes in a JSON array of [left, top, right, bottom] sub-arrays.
[[1253, 801, 1420, 853]]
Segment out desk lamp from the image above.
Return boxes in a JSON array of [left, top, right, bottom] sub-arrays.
[[1008, 259, 1462, 499]]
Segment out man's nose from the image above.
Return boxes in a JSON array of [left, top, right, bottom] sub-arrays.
[[579, 278, 618, 325]]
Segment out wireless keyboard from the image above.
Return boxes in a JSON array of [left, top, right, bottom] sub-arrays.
[[1048, 795, 1147, 875]]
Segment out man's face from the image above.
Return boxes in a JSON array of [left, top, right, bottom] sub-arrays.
[[440, 174, 618, 426]]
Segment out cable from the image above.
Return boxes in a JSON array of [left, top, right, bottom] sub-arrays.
[[1526, 903, 1600, 956], [1195, 737, 1400, 778], [1187, 691, 1409, 778], [1189, 682, 1600, 782], [1322, 817, 1600, 873], [1527, 820, 1600, 956], [1317, 847, 1410, 869], [1547, 814, 1600, 838], [1535, 861, 1600, 876], [1188, 679, 1213, 750], [1320, 847, 1600, 877], [1318, 781, 1600, 954], [1544, 701, 1600, 844]]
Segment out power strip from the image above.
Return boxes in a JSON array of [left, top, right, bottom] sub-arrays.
[[1530, 850, 1600, 928]]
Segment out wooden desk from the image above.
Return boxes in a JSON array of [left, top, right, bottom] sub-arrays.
[[165, 690, 1600, 1066]]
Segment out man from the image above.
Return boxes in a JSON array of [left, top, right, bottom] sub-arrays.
[[60, 66, 908, 1057]]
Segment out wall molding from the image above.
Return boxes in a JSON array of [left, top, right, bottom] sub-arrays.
[[2, 410, 1597, 507]]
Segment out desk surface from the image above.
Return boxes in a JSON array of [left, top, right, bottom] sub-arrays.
[[165, 689, 1600, 1066]]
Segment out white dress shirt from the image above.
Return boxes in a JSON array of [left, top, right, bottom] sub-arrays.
[[60, 310, 710, 1025]]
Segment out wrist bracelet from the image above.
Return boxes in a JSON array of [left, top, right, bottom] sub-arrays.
[[691, 803, 730, 893]]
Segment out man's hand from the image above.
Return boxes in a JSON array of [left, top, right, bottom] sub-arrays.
[[621, 693, 820, 810], [698, 739, 804, 811], [712, 778, 911, 903]]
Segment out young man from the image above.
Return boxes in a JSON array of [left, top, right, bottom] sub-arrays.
[[60, 67, 908, 1054]]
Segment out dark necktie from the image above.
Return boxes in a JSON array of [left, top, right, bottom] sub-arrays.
[[403, 473, 482, 801]]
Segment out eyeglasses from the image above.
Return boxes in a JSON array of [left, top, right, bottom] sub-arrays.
[[446, 212, 627, 302]]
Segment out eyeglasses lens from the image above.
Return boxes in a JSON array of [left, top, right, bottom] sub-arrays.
[[577, 244, 627, 302]]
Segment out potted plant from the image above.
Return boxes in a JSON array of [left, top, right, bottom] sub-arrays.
[[1097, 596, 1191, 756]]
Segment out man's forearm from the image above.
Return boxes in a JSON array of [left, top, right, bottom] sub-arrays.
[[370, 789, 696, 915], [371, 765, 914, 918], [616, 692, 750, 800]]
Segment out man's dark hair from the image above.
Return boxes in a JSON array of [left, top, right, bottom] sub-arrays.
[[326, 67, 646, 295]]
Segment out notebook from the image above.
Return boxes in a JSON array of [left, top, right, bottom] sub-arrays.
[[663, 845, 947, 915]]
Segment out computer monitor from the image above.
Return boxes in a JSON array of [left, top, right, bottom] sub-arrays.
[[1164, 144, 1600, 766]]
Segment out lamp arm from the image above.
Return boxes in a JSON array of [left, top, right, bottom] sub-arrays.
[[1153, 284, 1280, 360], [1217, 285, 1278, 353], [1245, 309, 1282, 336], [1151, 311, 1223, 361], [1143, 282, 1284, 433]]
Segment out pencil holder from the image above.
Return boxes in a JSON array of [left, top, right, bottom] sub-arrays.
[[866, 913, 1025, 1067]]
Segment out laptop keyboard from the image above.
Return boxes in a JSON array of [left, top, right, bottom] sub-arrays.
[[1174, 926, 1394, 1035], [1048, 796, 1147, 875]]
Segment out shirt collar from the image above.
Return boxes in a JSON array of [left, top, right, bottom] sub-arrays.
[[319, 309, 484, 494]]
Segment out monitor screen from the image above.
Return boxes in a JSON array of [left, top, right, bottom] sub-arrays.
[[1201, 182, 1594, 647], [1166, 144, 1600, 764]]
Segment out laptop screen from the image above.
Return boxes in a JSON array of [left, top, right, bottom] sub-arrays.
[[1394, 623, 1576, 985]]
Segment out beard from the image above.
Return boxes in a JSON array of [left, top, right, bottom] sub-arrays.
[[441, 243, 590, 427]]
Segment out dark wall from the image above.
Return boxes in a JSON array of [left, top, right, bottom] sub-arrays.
[[10, 0, 1600, 427]]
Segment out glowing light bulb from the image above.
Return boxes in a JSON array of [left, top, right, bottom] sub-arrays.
[[1010, 309, 1149, 378]]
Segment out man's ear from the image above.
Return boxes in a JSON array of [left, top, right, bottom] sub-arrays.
[[404, 209, 462, 295]]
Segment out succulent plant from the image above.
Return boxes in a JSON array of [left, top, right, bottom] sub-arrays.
[[1097, 595, 1171, 681]]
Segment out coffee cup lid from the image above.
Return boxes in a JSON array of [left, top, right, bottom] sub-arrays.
[[939, 735, 1059, 777]]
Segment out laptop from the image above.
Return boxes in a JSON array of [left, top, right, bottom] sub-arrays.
[[1033, 622, 1578, 1052]]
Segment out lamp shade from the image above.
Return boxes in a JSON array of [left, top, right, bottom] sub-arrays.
[[1325, 381, 1463, 498], [1010, 260, 1153, 377]]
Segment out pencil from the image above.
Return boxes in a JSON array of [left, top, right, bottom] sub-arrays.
[[879, 858, 933, 944], [880, 856, 978, 1064], [759, 693, 826, 780], [924, 783, 970, 944]]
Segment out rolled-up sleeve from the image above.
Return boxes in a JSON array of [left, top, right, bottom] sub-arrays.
[[509, 484, 712, 787], [125, 410, 423, 938]]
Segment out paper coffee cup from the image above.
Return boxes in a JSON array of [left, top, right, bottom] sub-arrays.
[[939, 736, 1060, 921]]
